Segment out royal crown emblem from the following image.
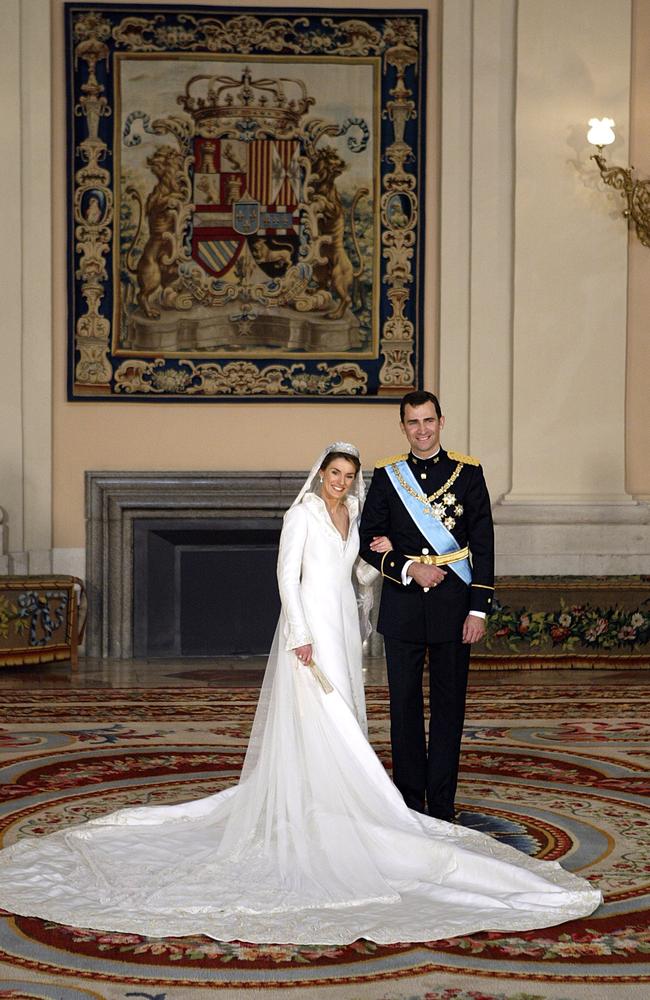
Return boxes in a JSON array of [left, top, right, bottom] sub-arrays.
[[179, 66, 315, 136], [178, 68, 311, 281]]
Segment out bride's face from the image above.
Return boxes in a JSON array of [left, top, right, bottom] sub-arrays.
[[320, 458, 357, 505]]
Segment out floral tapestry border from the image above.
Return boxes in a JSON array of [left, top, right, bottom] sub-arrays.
[[65, 4, 427, 401], [474, 577, 650, 664]]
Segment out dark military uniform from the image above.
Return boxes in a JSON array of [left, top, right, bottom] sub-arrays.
[[359, 447, 494, 820]]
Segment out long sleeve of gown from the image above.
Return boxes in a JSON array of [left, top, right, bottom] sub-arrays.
[[277, 504, 312, 650]]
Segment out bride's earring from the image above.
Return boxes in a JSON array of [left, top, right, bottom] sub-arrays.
[[319, 476, 323, 484]]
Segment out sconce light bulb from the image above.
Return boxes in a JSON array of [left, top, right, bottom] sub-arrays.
[[587, 117, 616, 147]]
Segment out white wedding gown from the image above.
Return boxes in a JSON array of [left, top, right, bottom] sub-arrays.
[[0, 493, 601, 944]]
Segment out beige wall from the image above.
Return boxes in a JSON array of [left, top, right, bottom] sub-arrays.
[[3, 0, 648, 577], [628, 0, 650, 500], [51, 0, 441, 549], [508, 0, 630, 503]]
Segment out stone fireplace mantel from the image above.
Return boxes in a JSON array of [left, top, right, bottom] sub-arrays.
[[85, 471, 306, 659]]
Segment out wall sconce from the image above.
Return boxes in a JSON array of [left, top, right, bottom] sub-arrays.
[[588, 117, 650, 248]]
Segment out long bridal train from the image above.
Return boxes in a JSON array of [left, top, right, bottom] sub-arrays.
[[0, 624, 601, 944], [0, 476, 602, 945]]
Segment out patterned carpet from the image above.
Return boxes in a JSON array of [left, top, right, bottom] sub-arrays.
[[0, 679, 648, 1000]]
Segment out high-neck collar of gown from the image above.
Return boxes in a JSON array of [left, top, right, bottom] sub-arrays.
[[303, 492, 359, 517]]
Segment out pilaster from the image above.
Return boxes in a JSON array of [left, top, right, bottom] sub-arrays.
[[0, 0, 53, 575]]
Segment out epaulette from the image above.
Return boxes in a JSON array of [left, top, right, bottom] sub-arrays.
[[447, 449, 480, 466], [375, 453, 408, 468]]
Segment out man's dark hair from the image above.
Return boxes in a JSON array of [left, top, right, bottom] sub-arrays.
[[400, 390, 442, 422]]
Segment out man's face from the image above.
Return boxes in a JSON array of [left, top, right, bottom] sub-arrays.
[[401, 402, 445, 457]]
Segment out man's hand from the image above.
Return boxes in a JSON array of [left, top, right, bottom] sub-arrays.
[[407, 563, 447, 588], [462, 614, 486, 644]]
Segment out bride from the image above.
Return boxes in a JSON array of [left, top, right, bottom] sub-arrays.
[[0, 443, 601, 945]]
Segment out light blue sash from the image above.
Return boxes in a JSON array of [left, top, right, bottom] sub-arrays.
[[385, 460, 472, 585]]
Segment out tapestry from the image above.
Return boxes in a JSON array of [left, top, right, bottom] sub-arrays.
[[65, 4, 427, 401]]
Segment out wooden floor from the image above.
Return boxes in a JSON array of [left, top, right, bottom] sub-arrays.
[[0, 655, 647, 690]]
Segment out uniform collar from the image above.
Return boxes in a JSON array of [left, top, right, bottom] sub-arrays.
[[408, 447, 444, 468]]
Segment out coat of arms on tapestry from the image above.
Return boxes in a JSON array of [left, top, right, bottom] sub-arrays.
[[66, 5, 426, 401]]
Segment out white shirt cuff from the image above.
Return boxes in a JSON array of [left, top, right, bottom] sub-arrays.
[[469, 610, 486, 619]]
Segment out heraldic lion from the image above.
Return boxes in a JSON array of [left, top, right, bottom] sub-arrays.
[[126, 146, 191, 319], [309, 145, 367, 320]]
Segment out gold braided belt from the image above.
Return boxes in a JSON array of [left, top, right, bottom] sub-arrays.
[[406, 546, 469, 567]]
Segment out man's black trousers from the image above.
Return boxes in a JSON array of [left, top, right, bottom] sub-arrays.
[[383, 635, 471, 821]]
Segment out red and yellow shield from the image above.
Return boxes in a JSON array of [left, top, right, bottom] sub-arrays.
[[191, 137, 302, 278]]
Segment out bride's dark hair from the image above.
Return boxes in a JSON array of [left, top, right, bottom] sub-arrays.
[[320, 450, 361, 474]]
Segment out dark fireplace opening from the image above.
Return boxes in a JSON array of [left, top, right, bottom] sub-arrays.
[[133, 518, 283, 657]]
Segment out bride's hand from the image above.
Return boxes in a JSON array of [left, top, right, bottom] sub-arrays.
[[294, 643, 313, 665], [369, 535, 393, 553]]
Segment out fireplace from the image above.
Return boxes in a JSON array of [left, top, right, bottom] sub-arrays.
[[85, 472, 304, 659], [133, 517, 282, 657]]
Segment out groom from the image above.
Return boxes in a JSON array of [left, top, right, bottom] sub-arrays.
[[359, 390, 494, 821]]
